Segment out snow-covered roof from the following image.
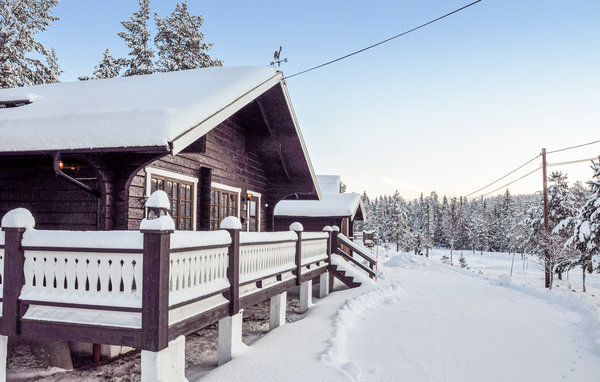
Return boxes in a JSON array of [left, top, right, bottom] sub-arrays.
[[274, 192, 363, 219], [316, 175, 341, 194], [0, 66, 281, 154]]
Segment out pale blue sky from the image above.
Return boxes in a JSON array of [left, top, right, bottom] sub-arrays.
[[39, 0, 600, 199]]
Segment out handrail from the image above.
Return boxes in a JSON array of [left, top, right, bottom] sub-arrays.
[[337, 233, 376, 265], [335, 248, 376, 279]]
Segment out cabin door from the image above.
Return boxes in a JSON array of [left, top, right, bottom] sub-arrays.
[[247, 195, 260, 232]]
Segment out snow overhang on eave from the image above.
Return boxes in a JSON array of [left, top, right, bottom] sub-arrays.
[[169, 72, 284, 156]]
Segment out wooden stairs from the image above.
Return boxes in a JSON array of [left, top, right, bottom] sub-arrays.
[[330, 264, 362, 288]]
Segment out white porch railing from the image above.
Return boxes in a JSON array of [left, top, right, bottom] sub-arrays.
[[239, 232, 297, 284], [19, 230, 144, 308], [169, 231, 231, 307], [300, 232, 329, 266]]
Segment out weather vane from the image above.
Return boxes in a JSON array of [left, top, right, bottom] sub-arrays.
[[270, 46, 288, 67]]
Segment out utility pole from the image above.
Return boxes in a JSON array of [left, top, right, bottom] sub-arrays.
[[542, 148, 550, 288]]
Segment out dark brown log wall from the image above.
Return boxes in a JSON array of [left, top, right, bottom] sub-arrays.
[[127, 119, 269, 231]]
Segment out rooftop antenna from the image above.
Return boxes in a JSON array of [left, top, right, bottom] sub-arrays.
[[270, 46, 288, 67]]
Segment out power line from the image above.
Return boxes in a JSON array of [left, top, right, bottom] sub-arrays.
[[547, 139, 600, 155], [482, 166, 542, 197], [464, 154, 540, 197], [547, 157, 599, 167], [284, 0, 483, 80]]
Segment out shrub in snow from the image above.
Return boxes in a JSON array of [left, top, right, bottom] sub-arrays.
[[440, 255, 451, 265], [459, 255, 468, 269], [1, 208, 35, 229]]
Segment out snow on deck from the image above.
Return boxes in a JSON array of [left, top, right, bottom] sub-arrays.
[[0, 66, 279, 153]]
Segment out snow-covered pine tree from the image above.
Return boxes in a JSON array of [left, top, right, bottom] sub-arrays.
[[566, 162, 600, 292], [0, 0, 60, 88], [118, 0, 154, 76], [93, 49, 122, 79], [154, 1, 222, 72]]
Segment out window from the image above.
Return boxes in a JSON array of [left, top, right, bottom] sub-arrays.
[[210, 183, 240, 230], [145, 167, 198, 231]]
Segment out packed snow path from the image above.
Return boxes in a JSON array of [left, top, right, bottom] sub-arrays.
[[200, 252, 600, 382]]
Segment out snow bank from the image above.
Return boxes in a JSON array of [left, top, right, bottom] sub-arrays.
[[321, 283, 402, 378]]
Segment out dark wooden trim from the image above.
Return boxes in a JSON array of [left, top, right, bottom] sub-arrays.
[[239, 266, 296, 287], [1, 227, 26, 336], [337, 235, 376, 266], [19, 319, 141, 348], [239, 278, 296, 310], [226, 228, 241, 315], [168, 303, 229, 341], [335, 248, 376, 278], [300, 265, 327, 282], [239, 239, 296, 247], [22, 246, 143, 254], [20, 300, 142, 313], [0, 145, 169, 157], [168, 288, 229, 311], [294, 231, 302, 286], [141, 231, 171, 352], [170, 244, 230, 253]]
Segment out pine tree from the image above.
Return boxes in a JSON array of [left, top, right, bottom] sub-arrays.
[[154, 1, 222, 72], [0, 0, 60, 88], [566, 162, 600, 292], [93, 49, 122, 79], [119, 0, 154, 76]]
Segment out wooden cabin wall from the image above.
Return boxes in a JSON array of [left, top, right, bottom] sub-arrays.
[[0, 157, 99, 230], [274, 216, 345, 233], [127, 120, 269, 231]]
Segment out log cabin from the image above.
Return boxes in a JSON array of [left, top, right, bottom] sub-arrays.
[[273, 175, 365, 238], [0, 66, 321, 232]]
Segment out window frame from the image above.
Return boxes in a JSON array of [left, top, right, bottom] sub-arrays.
[[210, 182, 241, 230], [246, 190, 262, 232], [145, 167, 198, 231]]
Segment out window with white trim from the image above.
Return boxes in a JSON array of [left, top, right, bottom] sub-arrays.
[[145, 167, 198, 231], [210, 183, 241, 230]]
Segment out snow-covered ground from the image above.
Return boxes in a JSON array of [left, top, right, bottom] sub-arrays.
[[200, 247, 600, 382], [8, 247, 600, 381]]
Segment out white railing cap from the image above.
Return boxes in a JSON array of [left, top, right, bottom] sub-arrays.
[[289, 222, 304, 232], [220, 216, 242, 230], [331, 225, 340, 232], [1, 208, 35, 229], [322, 225, 332, 232]]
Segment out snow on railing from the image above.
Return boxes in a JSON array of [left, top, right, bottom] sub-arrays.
[[19, 230, 143, 308], [300, 232, 329, 266], [239, 231, 297, 284], [169, 231, 231, 306]]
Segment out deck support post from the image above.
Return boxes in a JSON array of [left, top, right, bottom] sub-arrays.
[[141, 335, 186, 382], [223, 218, 241, 316], [218, 311, 243, 366], [269, 292, 287, 330], [318, 272, 330, 298], [299, 279, 312, 313], [0, 335, 7, 382]]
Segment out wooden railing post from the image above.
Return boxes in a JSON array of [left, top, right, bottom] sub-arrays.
[[290, 222, 303, 285], [1, 208, 35, 337], [323, 226, 333, 263], [221, 217, 241, 316], [331, 225, 340, 254], [141, 227, 172, 352]]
